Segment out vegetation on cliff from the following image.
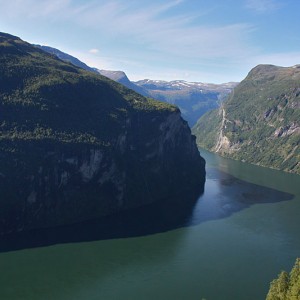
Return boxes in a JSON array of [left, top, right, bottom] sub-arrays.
[[193, 64, 300, 174], [0, 32, 205, 234], [266, 258, 300, 300]]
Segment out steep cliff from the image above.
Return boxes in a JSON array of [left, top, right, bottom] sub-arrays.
[[0, 32, 205, 235], [193, 64, 300, 174]]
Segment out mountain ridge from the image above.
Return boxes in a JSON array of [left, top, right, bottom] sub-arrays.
[[35, 44, 98, 74]]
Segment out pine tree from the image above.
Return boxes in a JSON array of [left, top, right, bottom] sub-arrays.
[[266, 259, 300, 300], [286, 258, 300, 300], [266, 271, 289, 300]]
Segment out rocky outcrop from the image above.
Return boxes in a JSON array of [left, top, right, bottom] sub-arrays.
[[0, 32, 205, 235]]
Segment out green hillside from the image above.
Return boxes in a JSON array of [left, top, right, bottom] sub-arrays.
[[193, 64, 300, 174], [0, 32, 176, 147]]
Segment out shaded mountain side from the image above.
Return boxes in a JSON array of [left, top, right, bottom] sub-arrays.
[[0, 32, 205, 235], [35, 44, 98, 74], [193, 64, 300, 174]]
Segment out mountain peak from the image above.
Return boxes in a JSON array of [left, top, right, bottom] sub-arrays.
[[97, 70, 128, 82], [245, 64, 300, 83]]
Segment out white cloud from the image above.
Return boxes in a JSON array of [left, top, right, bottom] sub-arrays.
[[0, 0, 71, 18], [71, 1, 256, 63], [89, 48, 99, 54], [0, 0, 257, 66], [245, 0, 281, 13]]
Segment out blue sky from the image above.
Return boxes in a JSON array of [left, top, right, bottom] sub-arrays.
[[1, 0, 300, 83]]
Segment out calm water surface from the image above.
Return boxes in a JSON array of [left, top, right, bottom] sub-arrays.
[[0, 149, 300, 300]]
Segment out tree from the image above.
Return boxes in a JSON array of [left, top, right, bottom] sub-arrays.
[[266, 259, 300, 300]]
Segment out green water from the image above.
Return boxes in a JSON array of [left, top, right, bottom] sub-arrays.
[[0, 149, 300, 300]]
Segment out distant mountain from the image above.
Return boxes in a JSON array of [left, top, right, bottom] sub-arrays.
[[37, 44, 237, 126], [193, 64, 300, 174], [97, 70, 148, 96], [134, 79, 237, 93], [0, 32, 205, 234], [35, 45, 98, 74], [135, 79, 238, 126]]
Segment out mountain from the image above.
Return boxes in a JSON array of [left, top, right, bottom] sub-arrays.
[[35, 44, 98, 74], [135, 79, 237, 126], [37, 46, 149, 97], [193, 64, 300, 174], [0, 32, 205, 235], [36, 45, 236, 126], [97, 69, 148, 96]]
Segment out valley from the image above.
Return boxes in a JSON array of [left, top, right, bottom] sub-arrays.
[[1, 10, 300, 298]]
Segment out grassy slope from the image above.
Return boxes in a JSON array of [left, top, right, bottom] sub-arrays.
[[193, 65, 300, 174]]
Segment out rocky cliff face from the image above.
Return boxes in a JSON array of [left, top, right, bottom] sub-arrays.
[[193, 64, 300, 174], [0, 32, 205, 235]]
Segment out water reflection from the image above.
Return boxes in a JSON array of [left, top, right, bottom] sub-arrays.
[[0, 167, 293, 252]]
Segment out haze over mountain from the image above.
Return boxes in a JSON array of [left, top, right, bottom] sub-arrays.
[[37, 45, 237, 126], [35, 44, 98, 74], [0, 32, 205, 235], [193, 64, 300, 174]]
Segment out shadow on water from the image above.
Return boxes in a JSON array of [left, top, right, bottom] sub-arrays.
[[188, 167, 293, 226], [0, 167, 293, 253]]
